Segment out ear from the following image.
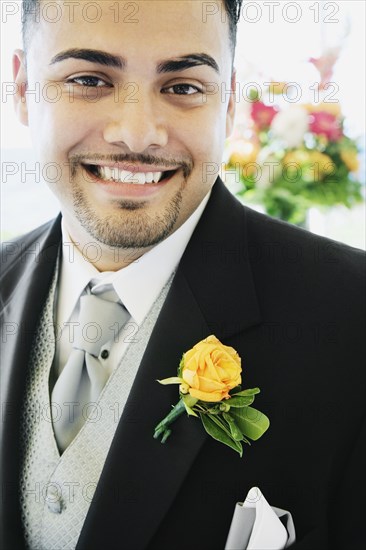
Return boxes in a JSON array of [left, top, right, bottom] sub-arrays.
[[226, 69, 236, 137], [13, 49, 29, 126]]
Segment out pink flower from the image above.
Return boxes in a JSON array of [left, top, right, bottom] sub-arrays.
[[251, 101, 278, 130], [309, 111, 342, 141], [309, 47, 340, 90]]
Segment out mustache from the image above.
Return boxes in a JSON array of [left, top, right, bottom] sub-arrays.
[[69, 153, 193, 178]]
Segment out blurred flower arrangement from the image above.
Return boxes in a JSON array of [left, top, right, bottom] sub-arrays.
[[225, 77, 363, 226]]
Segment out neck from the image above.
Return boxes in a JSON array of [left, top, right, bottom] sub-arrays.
[[62, 218, 154, 271]]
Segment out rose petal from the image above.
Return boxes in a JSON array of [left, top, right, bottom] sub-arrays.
[[189, 388, 225, 402]]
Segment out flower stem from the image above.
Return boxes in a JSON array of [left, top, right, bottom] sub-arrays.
[[154, 400, 187, 443]]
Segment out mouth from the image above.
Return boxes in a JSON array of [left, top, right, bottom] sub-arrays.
[[84, 164, 178, 185]]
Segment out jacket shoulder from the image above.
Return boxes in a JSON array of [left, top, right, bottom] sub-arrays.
[[243, 204, 365, 275], [1, 219, 58, 275], [0, 218, 61, 312]]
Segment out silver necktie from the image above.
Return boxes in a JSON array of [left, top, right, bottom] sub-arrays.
[[51, 284, 130, 452]]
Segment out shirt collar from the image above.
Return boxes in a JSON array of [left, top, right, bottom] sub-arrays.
[[57, 222, 100, 328], [57, 189, 211, 326]]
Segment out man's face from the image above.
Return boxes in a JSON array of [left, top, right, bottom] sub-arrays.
[[14, 0, 235, 249]]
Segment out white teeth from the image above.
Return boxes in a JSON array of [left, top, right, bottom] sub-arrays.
[[96, 167, 164, 184], [134, 173, 147, 185], [100, 166, 114, 180], [119, 170, 136, 183]]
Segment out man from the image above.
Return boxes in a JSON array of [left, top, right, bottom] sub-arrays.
[[1, 1, 364, 549]]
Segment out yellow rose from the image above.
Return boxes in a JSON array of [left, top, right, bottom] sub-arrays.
[[340, 149, 360, 173], [227, 139, 259, 177], [308, 150, 335, 178], [283, 150, 311, 166], [303, 102, 342, 118], [181, 335, 242, 402], [267, 81, 288, 95], [283, 150, 334, 181]]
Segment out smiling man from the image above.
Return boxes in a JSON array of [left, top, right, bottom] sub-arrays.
[[14, 0, 236, 268], [1, 1, 365, 550]]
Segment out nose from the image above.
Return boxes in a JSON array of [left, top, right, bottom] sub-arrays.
[[103, 86, 168, 153]]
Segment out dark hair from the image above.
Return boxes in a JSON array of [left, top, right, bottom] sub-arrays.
[[22, 0, 243, 54], [224, 0, 244, 52]]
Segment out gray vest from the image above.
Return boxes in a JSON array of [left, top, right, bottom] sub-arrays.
[[20, 262, 175, 549]]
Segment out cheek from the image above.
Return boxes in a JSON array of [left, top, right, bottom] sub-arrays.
[[27, 98, 94, 160], [202, 99, 229, 152], [177, 107, 227, 162]]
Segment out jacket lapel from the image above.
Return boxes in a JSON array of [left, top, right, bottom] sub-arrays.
[[0, 216, 62, 550], [77, 180, 262, 549]]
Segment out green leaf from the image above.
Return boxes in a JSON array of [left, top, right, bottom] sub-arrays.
[[182, 394, 198, 417], [200, 413, 243, 456], [183, 402, 198, 417], [231, 387, 261, 397], [183, 394, 198, 408], [178, 355, 185, 377], [157, 377, 182, 385], [230, 406, 270, 441], [225, 395, 254, 408], [223, 412, 244, 441]]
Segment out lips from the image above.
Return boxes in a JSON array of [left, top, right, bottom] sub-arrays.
[[85, 164, 177, 185]]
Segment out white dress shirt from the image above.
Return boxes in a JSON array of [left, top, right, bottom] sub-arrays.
[[54, 190, 211, 379]]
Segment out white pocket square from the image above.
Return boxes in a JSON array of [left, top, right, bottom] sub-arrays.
[[225, 487, 296, 550]]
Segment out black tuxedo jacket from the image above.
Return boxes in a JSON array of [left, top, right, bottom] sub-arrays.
[[1, 179, 365, 549]]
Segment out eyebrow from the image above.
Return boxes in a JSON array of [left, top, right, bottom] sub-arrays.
[[50, 49, 125, 69], [49, 49, 219, 74], [157, 54, 219, 74]]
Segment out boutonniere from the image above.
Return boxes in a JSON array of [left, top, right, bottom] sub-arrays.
[[154, 335, 270, 457]]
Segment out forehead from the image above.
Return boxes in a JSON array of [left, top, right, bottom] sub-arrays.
[[29, 0, 231, 69]]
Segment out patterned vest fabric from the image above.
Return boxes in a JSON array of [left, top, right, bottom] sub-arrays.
[[19, 262, 175, 549]]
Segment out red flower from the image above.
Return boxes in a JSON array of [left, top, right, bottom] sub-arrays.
[[251, 101, 278, 130], [309, 111, 342, 141]]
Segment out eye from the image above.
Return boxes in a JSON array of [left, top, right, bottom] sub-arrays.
[[65, 75, 112, 88], [162, 83, 202, 95]]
